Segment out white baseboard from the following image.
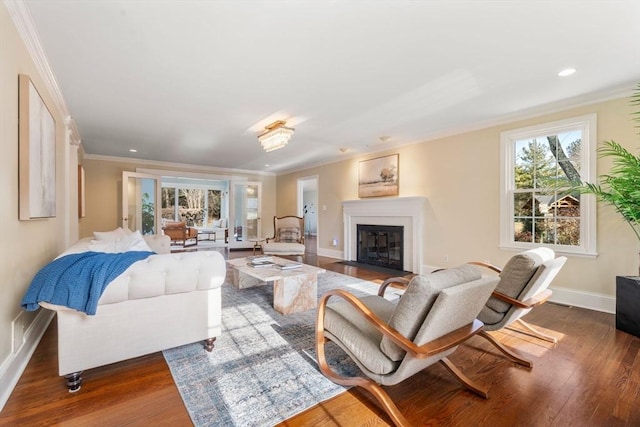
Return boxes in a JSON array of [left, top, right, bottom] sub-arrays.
[[317, 248, 343, 259], [0, 309, 54, 411], [549, 286, 615, 314]]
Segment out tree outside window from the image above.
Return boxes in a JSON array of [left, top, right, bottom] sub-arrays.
[[161, 186, 222, 228], [501, 114, 596, 255]]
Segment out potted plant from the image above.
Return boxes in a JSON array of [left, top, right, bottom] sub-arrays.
[[577, 84, 640, 336]]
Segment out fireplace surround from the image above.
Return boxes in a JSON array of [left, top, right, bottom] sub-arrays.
[[357, 224, 404, 270], [343, 197, 426, 274]]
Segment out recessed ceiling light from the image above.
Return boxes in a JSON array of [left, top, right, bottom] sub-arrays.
[[264, 164, 270, 168], [129, 149, 137, 153], [558, 68, 576, 77]]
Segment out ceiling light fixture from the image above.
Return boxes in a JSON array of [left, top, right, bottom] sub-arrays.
[[258, 120, 294, 152], [129, 149, 137, 153], [558, 68, 576, 77]]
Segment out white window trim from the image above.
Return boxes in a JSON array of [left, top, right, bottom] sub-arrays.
[[500, 113, 597, 257]]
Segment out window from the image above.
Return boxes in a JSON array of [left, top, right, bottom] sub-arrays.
[[500, 114, 597, 256], [161, 186, 223, 228]]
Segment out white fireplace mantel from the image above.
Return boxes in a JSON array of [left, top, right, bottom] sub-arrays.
[[343, 197, 426, 274]]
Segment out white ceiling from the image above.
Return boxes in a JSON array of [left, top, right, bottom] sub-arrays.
[[22, 0, 640, 174]]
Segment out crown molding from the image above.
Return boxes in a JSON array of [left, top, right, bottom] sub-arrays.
[[82, 153, 276, 177], [4, 0, 81, 144], [277, 81, 636, 176]]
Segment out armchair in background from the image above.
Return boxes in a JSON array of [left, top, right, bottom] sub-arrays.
[[262, 216, 305, 256], [162, 221, 198, 247], [316, 265, 499, 426], [469, 247, 567, 368]]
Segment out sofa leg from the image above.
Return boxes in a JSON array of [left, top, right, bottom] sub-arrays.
[[64, 371, 83, 393], [204, 337, 216, 352]]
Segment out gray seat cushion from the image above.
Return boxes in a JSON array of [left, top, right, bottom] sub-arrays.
[[324, 295, 398, 375], [380, 265, 481, 361], [485, 248, 554, 314], [478, 304, 504, 327]]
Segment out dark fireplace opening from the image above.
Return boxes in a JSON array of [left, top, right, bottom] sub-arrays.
[[357, 224, 404, 271]]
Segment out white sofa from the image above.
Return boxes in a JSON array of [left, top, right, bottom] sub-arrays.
[[195, 218, 229, 243], [39, 234, 226, 391]]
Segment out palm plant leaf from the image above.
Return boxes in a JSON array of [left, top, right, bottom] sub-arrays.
[[579, 140, 640, 241]]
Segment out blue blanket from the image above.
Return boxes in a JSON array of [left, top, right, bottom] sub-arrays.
[[21, 251, 154, 315]]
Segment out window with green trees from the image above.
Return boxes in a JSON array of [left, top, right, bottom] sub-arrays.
[[161, 186, 222, 227], [501, 114, 596, 255]]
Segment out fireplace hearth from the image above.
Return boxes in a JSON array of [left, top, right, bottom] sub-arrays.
[[357, 224, 404, 270]]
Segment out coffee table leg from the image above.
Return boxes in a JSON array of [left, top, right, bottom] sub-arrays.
[[273, 272, 318, 315], [229, 269, 263, 289]]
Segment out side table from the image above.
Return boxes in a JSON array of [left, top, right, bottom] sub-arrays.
[[248, 237, 266, 255]]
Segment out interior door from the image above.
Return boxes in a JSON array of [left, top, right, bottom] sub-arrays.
[[122, 171, 161, 234], [229, 181, 262, 249]]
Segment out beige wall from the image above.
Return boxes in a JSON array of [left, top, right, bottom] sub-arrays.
[[81, 157, 277, 239], [277, 96, 639, 299], [0, 4, 72, 372]]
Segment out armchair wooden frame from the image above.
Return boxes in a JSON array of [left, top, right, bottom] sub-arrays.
[[468, 261, 558, 369], [265, 215, 305, 244], [315, 277, 488, 427]]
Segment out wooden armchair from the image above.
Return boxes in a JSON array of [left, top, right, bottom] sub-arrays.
[[262, 216, 305, 256], [316, 265, 499, 426], [469, 247, 567, 368], [162, 221, 198, 247]]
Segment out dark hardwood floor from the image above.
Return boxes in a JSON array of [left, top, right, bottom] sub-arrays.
[[1, 239, 639, 426]]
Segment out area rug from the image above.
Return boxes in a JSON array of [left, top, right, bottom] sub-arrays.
[[163, 270, 403, 427]]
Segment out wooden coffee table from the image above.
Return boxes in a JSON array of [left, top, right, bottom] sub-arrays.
[[226, 256, 326, 314]]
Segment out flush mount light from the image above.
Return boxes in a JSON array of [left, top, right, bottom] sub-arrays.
[[129, 149, 138, 153], [558, 68, 576, 77], [257, 120, 294, 152]]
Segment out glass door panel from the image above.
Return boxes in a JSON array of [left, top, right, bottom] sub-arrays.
[[122, 172, 161, 235], [229, 181, 261, 249]]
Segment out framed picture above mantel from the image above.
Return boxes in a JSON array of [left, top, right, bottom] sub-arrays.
[[18, 74, 57, 220], [358, 153, 399, 198]]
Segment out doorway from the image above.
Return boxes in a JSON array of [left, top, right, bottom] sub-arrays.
[[297, 176, 318, 254]]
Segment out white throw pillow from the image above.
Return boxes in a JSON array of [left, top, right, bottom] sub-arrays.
[[93, 227, 127, 241], [88, 230, 153, 253]]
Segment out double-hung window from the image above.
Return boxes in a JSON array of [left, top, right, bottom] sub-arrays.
[[500, 114, 597, 256]]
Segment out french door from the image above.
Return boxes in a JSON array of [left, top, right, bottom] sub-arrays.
[[121, 171, 161, 234], [228, 181, 262, 249]]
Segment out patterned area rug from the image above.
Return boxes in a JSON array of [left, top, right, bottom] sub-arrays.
[[163, 270, 403, 427]]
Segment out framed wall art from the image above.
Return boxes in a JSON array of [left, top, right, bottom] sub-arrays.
[[18, 74, 56, 220], [358, 153, 399, 198]]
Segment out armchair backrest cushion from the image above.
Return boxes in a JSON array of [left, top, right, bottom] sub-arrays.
[[272, 216, 304, 242], [413, 275, 499, 346], [380, 264, 481, 361], [518, 255, 567, 302], [487, 247, 554, 314], [278, 227, 301, 243], [163, 221, 186, 230]]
